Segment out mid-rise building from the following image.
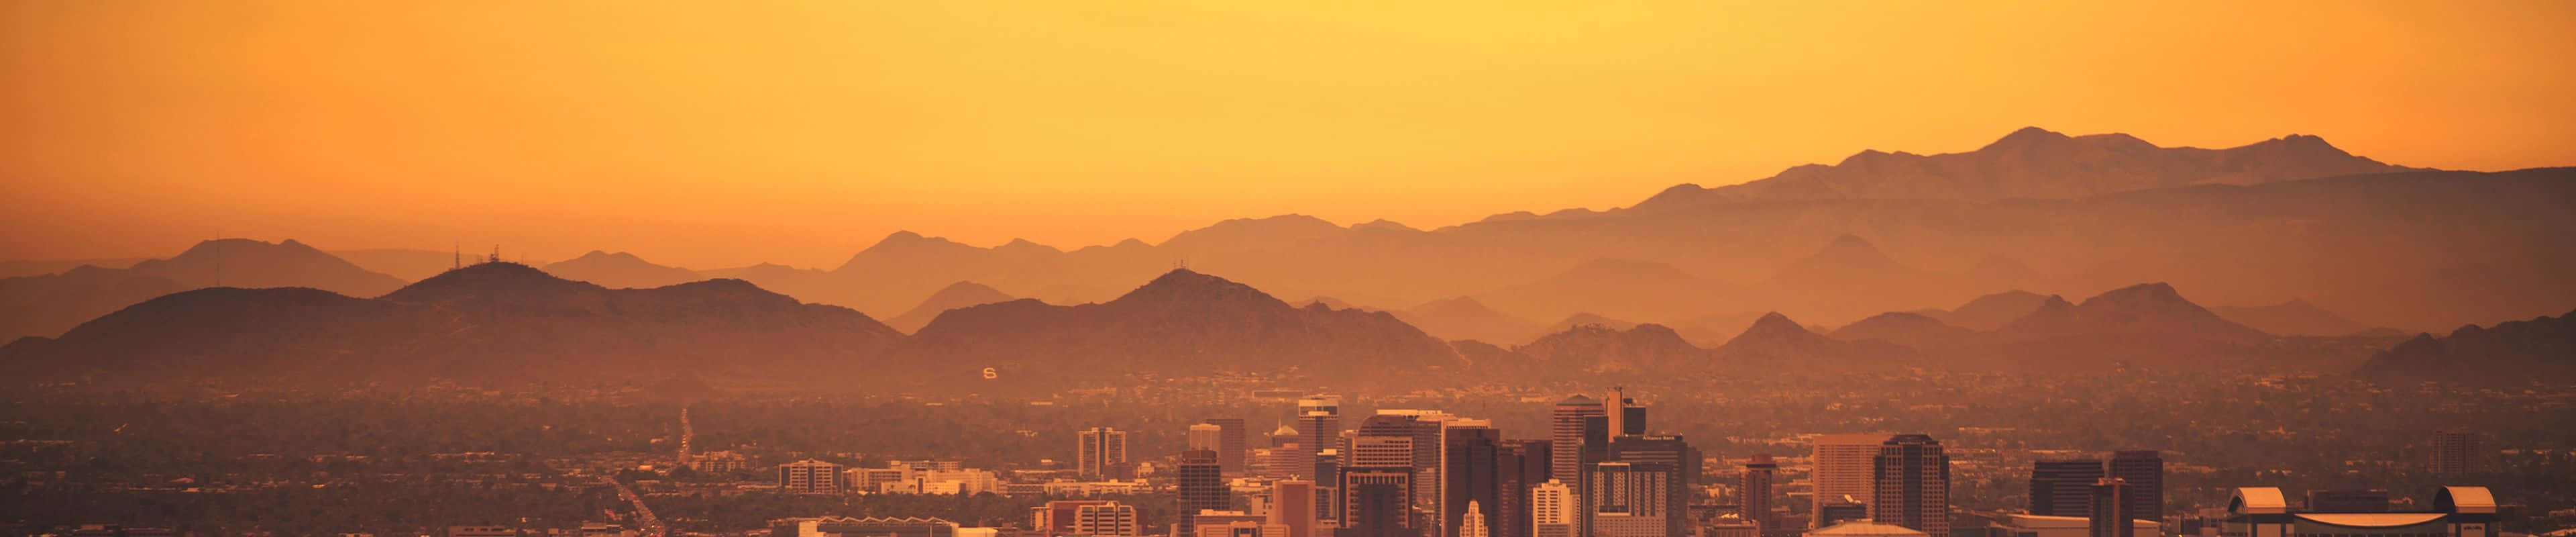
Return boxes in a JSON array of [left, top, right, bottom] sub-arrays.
[[1192, 424, 1228, 456], [2029, 458, 2106, 518], [1739, 454, 1777, 530], [1870, 434, 1949, 536], [1275, 480, 1318, 537], [1809, 434, 1886, 528], [1340, 467, 1415, 537], [781, 459, 848, 495], [2088, 478, 2134, 537], [1073, 501, 1142, 536], [1208, 418, 1250, 477], [1032, 500, 1115, 536], [1531, 479, 1575, 537], [1181, 449, 1234, 525], [2430, 430, 2478, 476], [2106, 450, 2162, 521], [2304, 489, 2392, 513], [1079, 427, 1132, 480]]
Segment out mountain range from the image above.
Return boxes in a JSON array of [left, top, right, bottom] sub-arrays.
[[2357, 309, 2576, 385], [3, 126, 2569, 387], [1, 262, 901, 385], [0, 239, 408, 340]]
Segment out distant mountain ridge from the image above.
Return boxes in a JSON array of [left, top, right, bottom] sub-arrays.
[[541, 250, 704, 289], [1633, 127, 2418, 207], [1, 262, 902, 385], [2357, 309, 2576, 385], [886, 281, 1017, 334]]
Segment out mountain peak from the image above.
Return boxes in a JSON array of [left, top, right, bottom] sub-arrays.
[[1110, 268, 1283, 309], [1982, 126, 2073, 150], [1747, 311, 1805, 333], [2084, 282, 2188, 307], [385, 262, 598, 304]]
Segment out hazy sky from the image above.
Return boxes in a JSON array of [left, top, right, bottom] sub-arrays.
[[4, 1, 2571, 268]]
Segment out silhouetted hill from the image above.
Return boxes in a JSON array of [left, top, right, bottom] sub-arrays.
[[0, 257, 146, 279], [902, 268, 1461, 389], [1828, 311, 1976, 348], [1635, 128, 2416, 207], [1918, 291, 2053, 331], [2357, 309, 2576, 385], [2211, 299, 2376, 336], [541, 250, 704, 289], [1395, 297, 1545, 345], [1541, 313, 1638, 335], [1514, 323, 1703, 374], [1, 262, 900, 385], [127, 239, 406, 297], [0, 266, 186, 340], [1713, 312, 1917, 371], [1997, 283, 2270, 342], [885, 281, 1016, 334]]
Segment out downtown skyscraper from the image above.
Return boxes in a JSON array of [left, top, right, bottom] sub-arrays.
[[2106, 450, 2163, 520], [1551, 395, 1605, 481], [2029, 458, 2106, 517], [1870, 434, 1950, 537]]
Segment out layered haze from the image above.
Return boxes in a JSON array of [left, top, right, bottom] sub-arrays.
[[4, 1, 2574, 267]]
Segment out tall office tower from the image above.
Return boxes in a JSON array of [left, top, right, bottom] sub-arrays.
[[1303, 411, 1344, 474], [1870, 434, 1951, 537], [2029, 458, 2107, 517], [1192, 424, 1227, 455], [1740, 454, 1778, 530], [1074, 502, 1144, 536], [1317, 449, 1345, 524], [1582, 461, 1676, 537], [1497, 440, 1553, 537], [1181, 449, 1233, 522], [1207, 418, 1250, 477], [1602, 435, 1699, 537], [1275, 480, 1318, 537], [2105, 450, 2163, 521], [1340, 467, 1415, 537], [1552, 395, 1606, 481], [1809, 434, 1886, 528], [1079, 427, 1132, 480], [1371, 411, 1456, 511], [2088, 478, 2134, 537], [1442, 421, 1503, 537], [779, 459, 847, 494], [1532, 479, 1576, 537], [2431, 429, 2478, 475]]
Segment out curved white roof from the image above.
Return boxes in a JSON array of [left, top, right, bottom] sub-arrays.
[[1809, 520, 1930, 537], [2296, 514, 2445, 528], [2231, 487, 2288, 514], [2439, 486, 2498, 514]]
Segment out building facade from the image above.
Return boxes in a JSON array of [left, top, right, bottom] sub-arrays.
[[1870, 434, 1950, 537]]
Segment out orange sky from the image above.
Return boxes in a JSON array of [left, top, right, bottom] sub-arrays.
[[3, 1, 2571, 268]]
